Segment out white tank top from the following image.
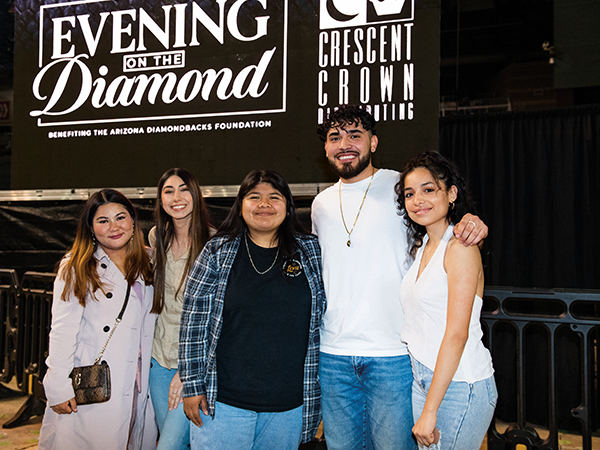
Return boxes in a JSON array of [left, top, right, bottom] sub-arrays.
[[399, 225, 493, 383]]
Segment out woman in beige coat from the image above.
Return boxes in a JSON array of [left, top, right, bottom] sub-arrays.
[[39, 189, 157, 450]]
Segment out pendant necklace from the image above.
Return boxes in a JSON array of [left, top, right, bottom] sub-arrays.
[[339, 168, 375, 247], [245, 233, 279, 275]]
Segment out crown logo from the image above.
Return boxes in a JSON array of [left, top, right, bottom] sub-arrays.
[[369, 0, 406, 16]]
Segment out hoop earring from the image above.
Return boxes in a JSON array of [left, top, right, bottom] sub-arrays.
[[449, 202, 455, 210]]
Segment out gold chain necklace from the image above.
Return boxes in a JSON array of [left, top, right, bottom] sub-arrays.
[[339, 169, 375, 247], [244, 233, 280, 275]]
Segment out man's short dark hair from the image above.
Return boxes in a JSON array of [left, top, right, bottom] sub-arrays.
[[316, 104, 377, 142]]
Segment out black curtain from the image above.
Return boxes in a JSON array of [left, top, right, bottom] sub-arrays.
[[440, 104, 600, 290], [441, 106, 600, 431]]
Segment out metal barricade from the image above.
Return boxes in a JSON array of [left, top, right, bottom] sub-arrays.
[[483, 287, 600, 450], [17, 272, 54, 398], [1, 272, 599, 444], [0, 269, 20, 385], [2, 271, 54, 428]]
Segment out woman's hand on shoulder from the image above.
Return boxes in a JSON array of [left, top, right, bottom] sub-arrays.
[[51, 398, 78, 414]]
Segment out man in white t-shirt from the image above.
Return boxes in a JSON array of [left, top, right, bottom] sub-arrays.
[[311, 105, 487, 450]]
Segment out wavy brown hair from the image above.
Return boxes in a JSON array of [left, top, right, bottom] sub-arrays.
[[59, 189, 153, 306], [151, 168, 212, 314]]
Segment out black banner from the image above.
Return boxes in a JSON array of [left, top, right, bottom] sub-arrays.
[[0, 197, 312, 276], [13, 0, 439, 189]]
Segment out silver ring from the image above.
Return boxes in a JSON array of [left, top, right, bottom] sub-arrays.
[[468, 220, 476, 229]]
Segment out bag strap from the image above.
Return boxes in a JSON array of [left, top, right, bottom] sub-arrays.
[[116, 283, 131, 320], [94, 284, 131, 364]]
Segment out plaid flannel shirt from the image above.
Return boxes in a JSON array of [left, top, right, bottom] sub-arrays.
[[179, 233, 326, 443]]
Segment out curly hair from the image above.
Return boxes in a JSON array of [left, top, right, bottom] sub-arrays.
[[395, 151, 477, 259], [316, 104, 377, 142]]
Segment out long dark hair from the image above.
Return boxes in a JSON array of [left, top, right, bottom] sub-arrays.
[[214, 169, 308, 258], [395, 151, 476, 258], [151, 168, 212, 314], [59, 189, 153, 306]]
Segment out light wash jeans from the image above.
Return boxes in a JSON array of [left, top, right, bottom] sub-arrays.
[[190, 401, 303, 450], [319, 352, 416, 450], [410, 357, 497, 450], [149, 358, 190, 450]]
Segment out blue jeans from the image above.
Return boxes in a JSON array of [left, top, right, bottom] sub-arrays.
[[411, 357, 497, 450], [190, 401, 303, 450], [149, 358, 190, 450], [320, 352, 416, 450]]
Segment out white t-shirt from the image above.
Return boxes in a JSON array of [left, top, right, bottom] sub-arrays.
[[311, 169, 410, 356]]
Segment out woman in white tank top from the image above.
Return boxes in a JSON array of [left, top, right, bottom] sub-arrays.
[[395, 151, 496, 450]]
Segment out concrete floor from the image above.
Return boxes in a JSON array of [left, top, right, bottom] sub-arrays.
[[0, 382, 42, 449], [1, 381, 598, 450]]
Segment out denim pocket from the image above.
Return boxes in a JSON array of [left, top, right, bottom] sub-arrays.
[[486, 376, 498, 408], [410, 355, 433, 393]]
